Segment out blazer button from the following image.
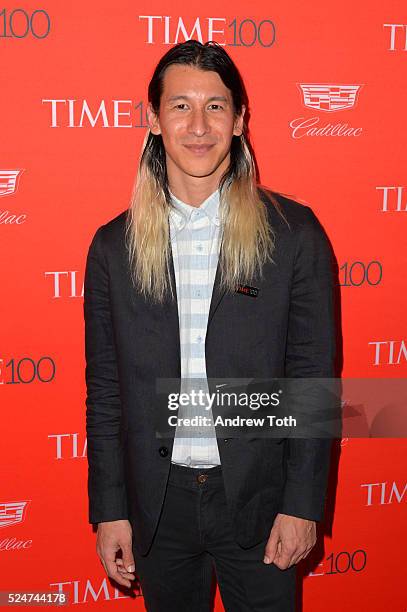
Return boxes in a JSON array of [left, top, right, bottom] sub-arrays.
[[158, 446, 169, 457], [224, 439, 229, 442]]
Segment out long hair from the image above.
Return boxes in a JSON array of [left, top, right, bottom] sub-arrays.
[[125, 39, 287, 304]]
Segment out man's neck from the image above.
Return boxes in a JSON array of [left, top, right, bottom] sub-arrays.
[[169, 184, 219, 208], [166, 156, 228, 207]]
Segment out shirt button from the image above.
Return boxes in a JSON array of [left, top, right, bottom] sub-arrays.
[[196, 243, 203, 252], [195, 289, 202, 298], [196, 336, 203, 343]]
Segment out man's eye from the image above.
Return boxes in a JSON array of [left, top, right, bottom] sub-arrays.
[[209, 104, 223, 110], [175, 104, 188, 110]]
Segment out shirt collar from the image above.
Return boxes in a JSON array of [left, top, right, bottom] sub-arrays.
[[169, 188, 221, 234]]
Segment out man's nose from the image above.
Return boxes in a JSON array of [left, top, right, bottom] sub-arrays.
[[187, 109, 210, 136]]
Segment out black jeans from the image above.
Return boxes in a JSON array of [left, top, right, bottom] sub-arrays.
[[133, 462, 296, 612]]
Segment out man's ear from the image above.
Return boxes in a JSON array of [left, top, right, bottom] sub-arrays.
[[233, 104, 246, 137], [147, 102, 161, 135]]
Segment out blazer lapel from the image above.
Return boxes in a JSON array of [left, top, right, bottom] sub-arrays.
[[165, 249, 181, 376], [208, 261, 227, 327]]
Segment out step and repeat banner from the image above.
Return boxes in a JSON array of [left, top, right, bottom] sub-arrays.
[[1, 1, 406, 610]]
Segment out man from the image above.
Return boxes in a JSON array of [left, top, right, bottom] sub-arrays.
[[84, 40, 336, 611]]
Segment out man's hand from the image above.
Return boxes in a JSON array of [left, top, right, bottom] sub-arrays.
[[96, 519, 135, 588], [263, 513, 317, 569]]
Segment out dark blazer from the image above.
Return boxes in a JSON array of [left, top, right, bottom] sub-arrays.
[[84, 188, 336, 556]]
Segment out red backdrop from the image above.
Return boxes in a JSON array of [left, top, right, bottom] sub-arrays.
[[1, 1, 406, 610]]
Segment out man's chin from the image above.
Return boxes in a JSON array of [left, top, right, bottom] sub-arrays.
[[178, 162, 224, 179]]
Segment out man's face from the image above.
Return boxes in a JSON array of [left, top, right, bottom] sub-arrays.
[[147, 64, 245, 179]]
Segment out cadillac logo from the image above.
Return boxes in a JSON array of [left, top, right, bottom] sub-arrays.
[[0, 501, 30, 529], [298, 84, 362, 112], [0, 170, 23, 197]]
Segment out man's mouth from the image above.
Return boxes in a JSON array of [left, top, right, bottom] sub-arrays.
[[183, 144, 215, 155]]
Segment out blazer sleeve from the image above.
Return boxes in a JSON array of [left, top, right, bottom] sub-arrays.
[[84, 226, 129, 524], [278, 206, 336, 522]]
